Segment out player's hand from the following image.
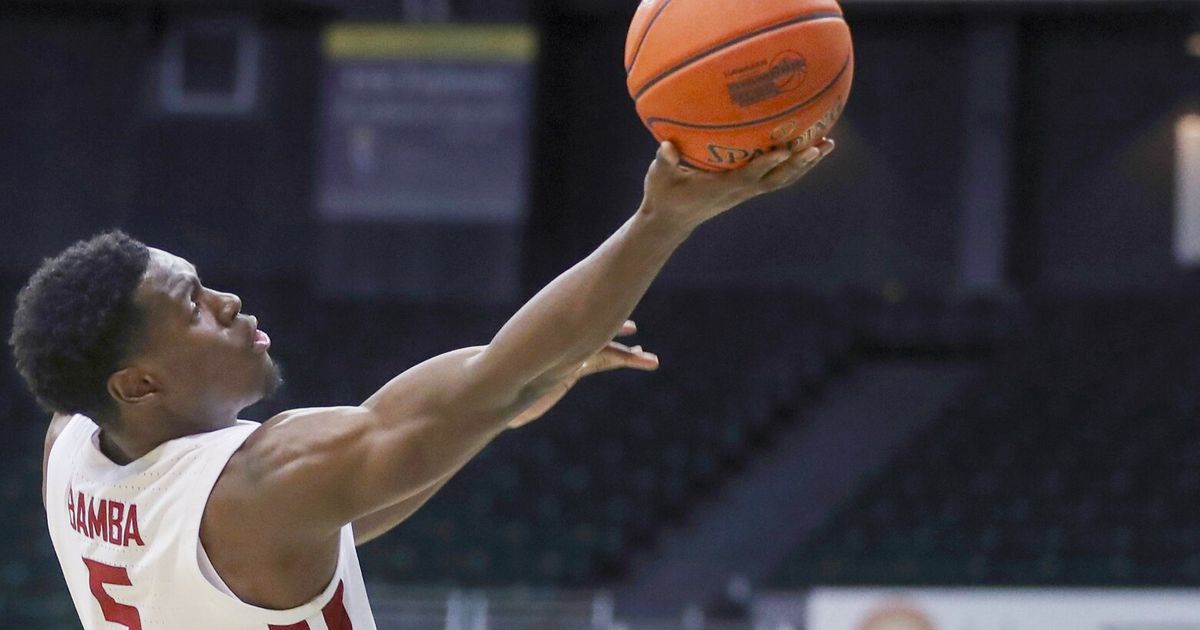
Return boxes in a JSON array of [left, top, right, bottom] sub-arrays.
[[506, 320, 658, 430], [638, 138, 835, 232]]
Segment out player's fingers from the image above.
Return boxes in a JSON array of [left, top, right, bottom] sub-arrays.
[[626, 344, 660, 370], [591, 342, 660, 373], [771, 146, 820, 181], [742, 148, 793, 180], [792, 146, 823, 168], [607, 340, 633, 353], [760, 149, 824, 191], [657, 141, 684, 170], [817, 137, 836, 157], [760, 148, 819, 185], [583, 343, 626, 374], [617, 320, 638, 337]]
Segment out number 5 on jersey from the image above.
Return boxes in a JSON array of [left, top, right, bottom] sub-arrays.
[[83, 557, 353, 630], [83, 558, 142, 630]]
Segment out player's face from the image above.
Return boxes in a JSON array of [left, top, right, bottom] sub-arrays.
[[131, 248, 280, 421]]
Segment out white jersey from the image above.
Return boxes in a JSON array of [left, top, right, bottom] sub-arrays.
[[44, 414, 377, 630]]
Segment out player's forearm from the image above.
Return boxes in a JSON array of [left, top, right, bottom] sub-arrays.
[[354, 366, 611, 544], [472, 207, 688, 401]]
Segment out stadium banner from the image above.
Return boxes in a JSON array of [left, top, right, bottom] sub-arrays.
[[317, 23, 536, 222], [313, 24, 537, 301], [755, 587, 1200, 629]]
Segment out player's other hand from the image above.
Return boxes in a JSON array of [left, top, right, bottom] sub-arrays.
[[506, 320, 658, 430], [638, 138, 835, 232]]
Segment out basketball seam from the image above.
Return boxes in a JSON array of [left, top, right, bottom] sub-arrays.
[[645, 52, 851, 130], [625, 0, 674, 75], [631, 11, 844, 101]]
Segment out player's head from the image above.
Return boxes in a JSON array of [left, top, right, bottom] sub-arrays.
[[10, 230, 280, 430]]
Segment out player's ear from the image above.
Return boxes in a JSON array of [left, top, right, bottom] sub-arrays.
[[108, 367, 160, 406]]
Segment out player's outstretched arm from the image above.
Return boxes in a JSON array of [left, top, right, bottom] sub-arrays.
[[326, 141, 835, 526], [465, 140, 832, 401], [212, 140, 836, 555], [350, 321, 658, 545]]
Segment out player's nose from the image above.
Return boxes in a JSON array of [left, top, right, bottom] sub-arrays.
[[216, 291, 242, 326]]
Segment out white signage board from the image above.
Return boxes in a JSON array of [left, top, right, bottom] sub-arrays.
[[1175, 114, 1200, 266], [755, 587, 1200, 630]]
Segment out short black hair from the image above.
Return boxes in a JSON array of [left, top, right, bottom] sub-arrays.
[[9, 230, 151, 420]]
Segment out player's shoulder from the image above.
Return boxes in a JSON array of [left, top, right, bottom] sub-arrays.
[[260, 405, 366, 429], [207, 406, 368, 548], [226, 405, 371, 485], [203, 407, 361, 605]]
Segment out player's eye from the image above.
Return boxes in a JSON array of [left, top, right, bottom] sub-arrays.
[[190, 287, 203, 321], [189, 280, 203, 321]]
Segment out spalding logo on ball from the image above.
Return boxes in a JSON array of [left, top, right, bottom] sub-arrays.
[[625, 0, 853, 170]]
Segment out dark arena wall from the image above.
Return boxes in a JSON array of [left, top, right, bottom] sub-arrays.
[[0, 1, 1196, 294], [1, 0, 1200, 628]]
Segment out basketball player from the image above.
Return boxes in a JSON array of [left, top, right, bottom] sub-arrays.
[[10, 139, 833, 629]]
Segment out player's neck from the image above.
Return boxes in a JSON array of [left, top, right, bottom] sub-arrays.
[[100, 411, 240, 464], [97, 427, 150, 465]]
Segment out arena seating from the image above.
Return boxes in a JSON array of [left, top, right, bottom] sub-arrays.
[[772, 295, 1200, 587]]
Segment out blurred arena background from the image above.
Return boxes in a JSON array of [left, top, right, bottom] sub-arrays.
[[2, 0, 1200, 627]]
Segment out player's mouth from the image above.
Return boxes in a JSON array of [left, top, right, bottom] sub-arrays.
[[253, 328, 272, 353], [246, 315, 272, 354]]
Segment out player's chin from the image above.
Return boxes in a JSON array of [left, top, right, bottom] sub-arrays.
[[259, 357, 284, 401]]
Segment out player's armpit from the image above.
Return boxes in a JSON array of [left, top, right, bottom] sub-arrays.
[[351, 472, 458, 546]]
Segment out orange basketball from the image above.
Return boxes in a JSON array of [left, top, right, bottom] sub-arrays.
[[625, 0, 854, 171]]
